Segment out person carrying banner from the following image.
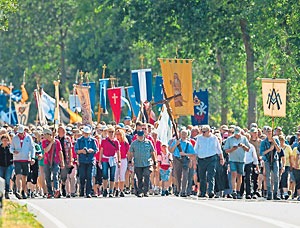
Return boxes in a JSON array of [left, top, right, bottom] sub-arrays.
[[259, 126, 281, 200], [168, 129, 196, 197], [10, 125, 35, 199], [75, 126, 98, 198], [42, 128, 65, 198]]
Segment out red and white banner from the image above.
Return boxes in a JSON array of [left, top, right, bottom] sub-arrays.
[[107, 88, 121, 124]]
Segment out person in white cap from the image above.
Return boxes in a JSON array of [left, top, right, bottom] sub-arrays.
[[10, 125, 35, 199], [75, 125, 98, 198]]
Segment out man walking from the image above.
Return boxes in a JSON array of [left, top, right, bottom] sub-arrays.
[[194, 125, 224, 198], [224, 127, 250, 199], [10, 125, 35, 199], [128, 130, 156, 197], [75, 126, 98, 198]]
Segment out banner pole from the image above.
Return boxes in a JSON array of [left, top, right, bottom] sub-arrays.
[[97, 64, 107, 124], [8, 82, 14, 125]]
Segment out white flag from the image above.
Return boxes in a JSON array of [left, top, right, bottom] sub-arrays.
[[156, 105, 172, 145]]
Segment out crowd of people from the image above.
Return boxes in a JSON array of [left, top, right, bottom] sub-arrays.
[[0, 117, 299, 202]]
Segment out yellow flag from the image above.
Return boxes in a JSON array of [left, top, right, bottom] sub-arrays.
[[21, 84, 29, 103], [159, 59, 194, 116], [261, 78, 287, 117]]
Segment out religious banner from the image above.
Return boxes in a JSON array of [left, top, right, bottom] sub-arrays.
[[14, 102, 31, 125], [121, 87, 132, 117], [156, 105, 172, 145], [40, 90, 56, 121], [69, 95, 81, 113], [126, 86, 140, 118], [191, 89, 209, 125], [99, 79, 109, 112], [132, 69, 153, 103], [76, 85, 93, 125], [158, 58, 194, 116], [107, 88, 121, 124], [154, 76, 164, 110], [261, 78, 287, 117], [83, 82, 95, 114], [34, 90, 47, 126]]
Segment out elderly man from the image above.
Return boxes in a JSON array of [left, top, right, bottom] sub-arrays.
[[194, 125, 224, 198], [42, 128, 65, 198], [128, 130, 157, 197], [260, 126, 281, 200], [169, 129, 196, 197], [10, 125, 35, 199], [224, 127, 250, 199], [75, 126, 98, 198]]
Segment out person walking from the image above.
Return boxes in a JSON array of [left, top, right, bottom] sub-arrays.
[[0, 134, 14, 199], [42, 128, 65, 198], [224, 127, 250, 199], [75, 126, 98, 198], [194, 125, 224, 198], [10, 125, 35, 199], [128, 130, 157, 197]]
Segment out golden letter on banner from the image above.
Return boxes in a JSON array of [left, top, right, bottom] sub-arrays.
[[261, 79, 287, 117], [159, 59, 194, 116], [76, 85, 92, 125]]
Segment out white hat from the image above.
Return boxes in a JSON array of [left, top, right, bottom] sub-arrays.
[[17, 125, 25, 133], [83, 126, 92, 134]]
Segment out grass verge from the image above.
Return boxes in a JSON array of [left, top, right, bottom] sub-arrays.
[[1, 200, 43, 228]]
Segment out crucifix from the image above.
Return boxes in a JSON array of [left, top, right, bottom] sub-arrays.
[[152, 84, 191, 156], [8, 82, 14, 125], [79, 70, 84, 85], [102, 64, 107, 79], [109, 75, 116, 88]]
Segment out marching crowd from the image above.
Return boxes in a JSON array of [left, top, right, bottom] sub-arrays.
[[0, 117, 300, 202]]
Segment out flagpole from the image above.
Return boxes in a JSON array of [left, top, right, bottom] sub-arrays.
[[97, 64, 107, 124], [137, 55, 145, 122], [8, 82, 14, 125], [109, 75, 116, 122], [53, 74, 60, 129]]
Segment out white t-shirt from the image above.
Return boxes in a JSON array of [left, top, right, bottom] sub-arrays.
[[158, 152, 172, 168]]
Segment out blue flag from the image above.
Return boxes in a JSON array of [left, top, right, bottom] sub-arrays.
[[132, 69, 153, 103], [0, 94, 6, 112], [10, 90, 22, 102], [127, 86, 140, 118], [191, 89, 209, 125], [154, 76, 164, 109], [83, 82, 95, 116], [120, 87, 132, 117], [99, 79, 109, 112]]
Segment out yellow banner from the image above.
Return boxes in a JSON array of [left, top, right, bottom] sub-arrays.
[[76, 85, 92, 125], [159, 59, 194, 116], [261, 78, 287, 117]]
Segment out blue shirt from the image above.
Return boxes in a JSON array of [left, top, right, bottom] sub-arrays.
[[260, 138, 280, 162], [75, 136, 98, 164], [169, 139, 195, 158], [224, 135, 251, 163], [129, 138, 154, 167]]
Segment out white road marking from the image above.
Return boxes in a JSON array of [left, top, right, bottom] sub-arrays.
[[25, 201, 68, 228], [175, 198, 300, 228]]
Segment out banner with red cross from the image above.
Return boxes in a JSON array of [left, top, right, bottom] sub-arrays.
[[107, 88, 121, 124]]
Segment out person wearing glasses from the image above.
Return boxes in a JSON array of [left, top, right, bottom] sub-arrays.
[[99, 126, 121, 197], [194, 125, 224, 198], [75, 126, 98, 198]]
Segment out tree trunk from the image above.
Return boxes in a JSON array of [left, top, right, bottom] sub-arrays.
[[240, 18, 257, 128], [216, 47, 228, 125]]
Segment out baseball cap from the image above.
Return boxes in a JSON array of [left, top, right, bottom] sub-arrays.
[[17, 125, 25, 133], [82, 126, 92, 134], [250, 123, 258, 129], [124, 116, 131, 121], [275, 126, 282, 131], [234, 127, 241, 135], [250, 127, 258, 133], [137, 130, 144, 136]]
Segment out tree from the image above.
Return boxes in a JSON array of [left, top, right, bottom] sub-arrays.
[[0, 0, 17, 30]]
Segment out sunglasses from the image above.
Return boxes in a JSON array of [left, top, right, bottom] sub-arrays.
[[202, 130, 208, 133], [108, 131, 114, 133], [142, 128, 147, 130]]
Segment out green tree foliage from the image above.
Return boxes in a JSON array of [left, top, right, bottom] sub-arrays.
[[0, 0, 299, 131], [0, 0, 17, 30]]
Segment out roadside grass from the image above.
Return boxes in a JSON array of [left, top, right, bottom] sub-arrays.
[[1, 200, 43, 228]]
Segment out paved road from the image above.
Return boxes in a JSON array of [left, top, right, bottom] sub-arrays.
[[17, 196, 300, 228]]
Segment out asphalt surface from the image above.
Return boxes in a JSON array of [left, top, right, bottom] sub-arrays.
[[15, 195, 300, 228]]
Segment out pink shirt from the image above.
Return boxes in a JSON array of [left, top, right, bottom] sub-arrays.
[[119, 141, 129, 159], [155, 140, 162, 156], [100, 138, 120, 162], [42, 139, 62, 165]]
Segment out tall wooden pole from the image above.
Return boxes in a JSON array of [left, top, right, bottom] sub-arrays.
[[8, 82, 14, 125], [97, 64, 107, 124]]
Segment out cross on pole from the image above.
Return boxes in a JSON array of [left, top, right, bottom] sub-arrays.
[[151, 84, 187, 154], [109, 75, 116, 88], [102, 64, 107, 79], [79, 70, 84, 84]]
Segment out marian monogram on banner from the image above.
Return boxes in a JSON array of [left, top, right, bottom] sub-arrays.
[[191, 89, 209, 126], [261, 79, 287, 117]]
